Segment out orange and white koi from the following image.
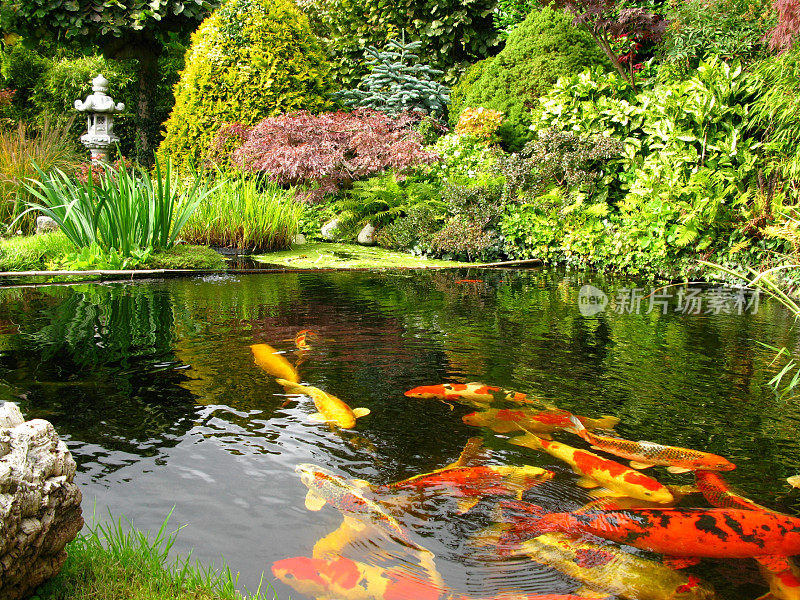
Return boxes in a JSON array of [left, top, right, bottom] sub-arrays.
[[250, 343, 300, 383], [757, 557, 800, 600], [294, 329, 318, 350], [463, 408, 619, 439], [510, 433, 674, 504], [272, 555, 446, 600], [405, 382, 553, 409], [788, 475, 800, 489], [278, 379, 369, 428], [566, 416, 735, 473], [504, 529, 717, 600]]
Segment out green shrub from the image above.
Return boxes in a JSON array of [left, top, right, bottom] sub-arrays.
[[456, 7, 609, 150], [299, 0, 500, 87], [427, 133, 502, 185], [448, 59, 491, 128], [0, 44, 51, 120], [660, 0, 773, 74], [159, 0, 334, 170], [375, 203, 444, 253], [0, 231, 76, 271]]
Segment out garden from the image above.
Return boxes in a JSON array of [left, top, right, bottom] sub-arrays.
[[4, 0, 800, 599]]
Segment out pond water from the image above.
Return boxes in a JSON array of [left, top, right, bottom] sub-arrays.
[[1, 269, 799, 600]]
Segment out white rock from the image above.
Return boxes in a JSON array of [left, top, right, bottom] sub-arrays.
[[35, 216, 59, 235], [357, 223, 376, 245], [320, 218, 340, 241], [291, 233, 307, 246], [0, 402, 83, 599]]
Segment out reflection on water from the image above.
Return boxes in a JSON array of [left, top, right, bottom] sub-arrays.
[[1, 270, 799, 599]]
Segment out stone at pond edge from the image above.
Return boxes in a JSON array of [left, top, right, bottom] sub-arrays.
[[291, 233, 307, 246], [0, 402, 83, 600], [320, 218, 340, 241], [357, 223, 376, 246], [35, 217, 59, 236]]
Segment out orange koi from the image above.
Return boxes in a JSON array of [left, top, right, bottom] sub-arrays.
[[510, 432, 674, 503], [250, 343, 300, 383], [377, 465, 554, 513], [463, 408, 619, 439], [566, 416, 735, 473], [694, 470, 774, 512], [278, 379, 369, 428], [294, 329, 318, 350], [404, 382, 553, 409], [499, 501, 800, 559], [272, 556, 446, 600]]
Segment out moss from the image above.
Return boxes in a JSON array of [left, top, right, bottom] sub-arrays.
[[158, 0, 335, 169], [459, 7, 609, 150], [147, 245, 227, 270], [0, 232, 76, 271], [253, 242, 477, 269]]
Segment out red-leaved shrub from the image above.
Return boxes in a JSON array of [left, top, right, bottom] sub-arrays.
[[215, 109, 440, 200], [770, 0, 800, 51]]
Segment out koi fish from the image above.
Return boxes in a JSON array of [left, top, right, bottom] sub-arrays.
[[250, 343, 300, 383], [405, 382, 554, 409], [277, 379, 370, 428], [565, 416, 735, 473], [757, 556, 800, 600], [510, 433, 674, 504], [463, 408, 619, 439], [499, 501, 800, 559], [272, 556, 446, 600], [506, 530, 717, 600], [294, 329, 318, 350], [788, 475, 800, 489], [295, 463, 419, 549], [377, 464, 555, 513], [694, 470, 774, 512], [577, 484, 696, 511]]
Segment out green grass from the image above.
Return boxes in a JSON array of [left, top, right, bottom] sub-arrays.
[[182, 177, 303, 252], [34, 514, 279, 600], [254, 242, 478, 269], [0, 233, 226, 272]]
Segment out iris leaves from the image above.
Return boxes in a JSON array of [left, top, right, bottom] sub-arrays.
[[19, 158, 212, 256]]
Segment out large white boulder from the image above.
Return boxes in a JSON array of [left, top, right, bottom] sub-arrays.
[[0, 402, 83, 599], [357, 223, 376, 246], [320, 218, 341, 241]]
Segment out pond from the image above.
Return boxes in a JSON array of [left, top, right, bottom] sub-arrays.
[[1, 269, 799, 600]]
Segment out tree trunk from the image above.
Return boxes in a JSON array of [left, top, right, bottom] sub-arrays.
[[135, 45, 162, 166]]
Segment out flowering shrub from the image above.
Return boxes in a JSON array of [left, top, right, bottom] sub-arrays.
[[217, 109, 439, 200], [427, 133, 500, 184], [455, 107, 505, 143]]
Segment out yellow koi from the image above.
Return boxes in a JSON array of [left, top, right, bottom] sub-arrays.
[[250, 343, 300, 383], [278, 379, 369, 428]]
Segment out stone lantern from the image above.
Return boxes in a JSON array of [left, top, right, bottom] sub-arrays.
[[74, 74, 125, 163]]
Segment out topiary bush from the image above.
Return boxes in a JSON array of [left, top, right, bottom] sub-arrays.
[[158, 0, 335, 170], [455, 6, 609, 150], [448, 59, 491, 127]]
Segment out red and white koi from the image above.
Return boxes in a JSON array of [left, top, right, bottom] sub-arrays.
[[404, 382, 553, 409], [463, 408, 619, 439]]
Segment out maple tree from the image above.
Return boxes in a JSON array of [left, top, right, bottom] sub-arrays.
[[216, 110, 439, 200]]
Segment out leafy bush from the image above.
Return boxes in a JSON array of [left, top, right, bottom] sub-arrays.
[[332, 171, 444, 237], [455, 107, 504, 143], [337, 37, 450, 117], [375, 203, 444, 252], [0, 118, 82, 233], [297, 0, 500, 87], [431, 216, 500, 261], [494, 0, 538, 37], [159, 0, 334, 169], [660, 0, 773, 72], [182, 176, 303, 250], [22, 159, 211, 256], [456, 7, 609, 150], [219, 110, 439, 199], [0, 43, 50, 120], [427, 133, 501, 185]]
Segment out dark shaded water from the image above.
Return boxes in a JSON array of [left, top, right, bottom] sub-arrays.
[[1, 269, 799, 599]]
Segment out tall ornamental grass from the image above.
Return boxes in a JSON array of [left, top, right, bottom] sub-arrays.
[[0, 118, 81, 234], [182, 176, 303, 251], [21, 158, 212, 256]]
